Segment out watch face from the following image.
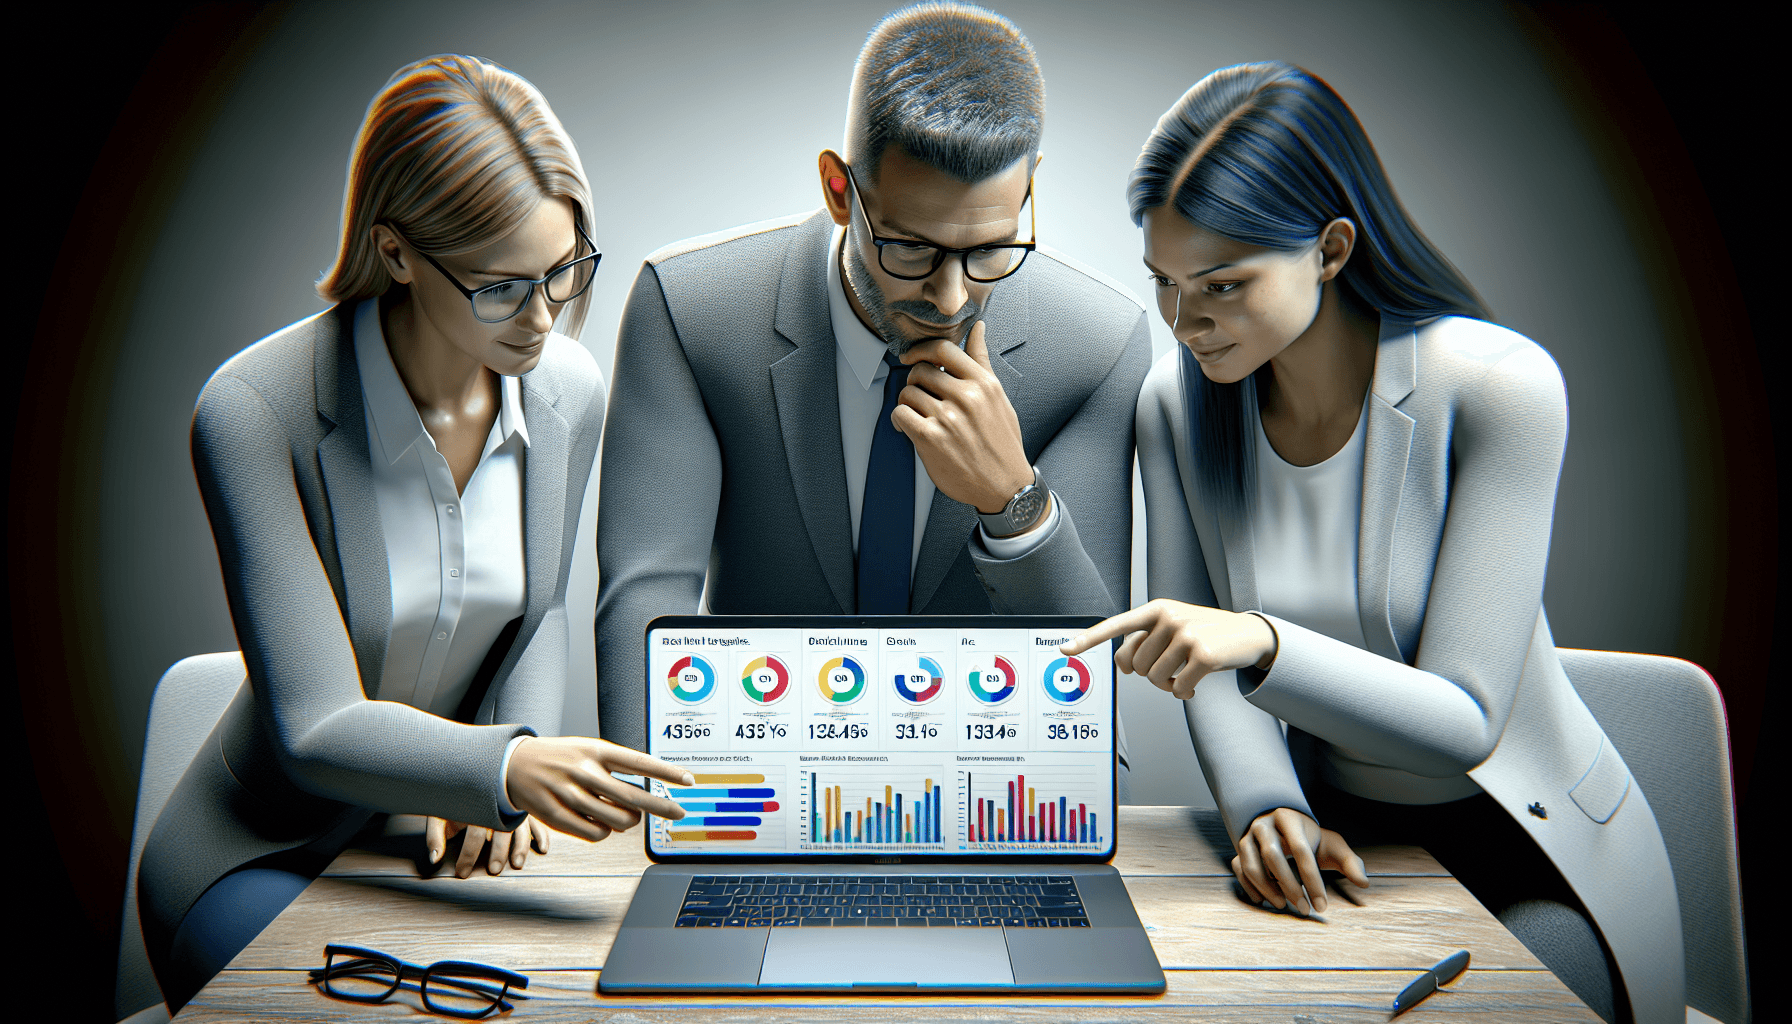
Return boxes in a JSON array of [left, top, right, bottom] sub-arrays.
[[1011, 488, 1046, 527]]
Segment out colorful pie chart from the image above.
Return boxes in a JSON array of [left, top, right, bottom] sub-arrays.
[[667, 654, 716, 704], [740, 655, 791, 704], [893, 655, 945, 704], [967, 656, 1017, 704], [1042, 655, 1092, 704], [818, 656, 866, 704]]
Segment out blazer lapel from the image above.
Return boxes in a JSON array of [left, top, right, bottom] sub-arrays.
[[1357, 323, 1417, 663], [314, 312, 392, 693], [770, 224, 855, 612], [520, 375, 570, 630]]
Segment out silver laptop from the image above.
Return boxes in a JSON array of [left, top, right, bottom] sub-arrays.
[[600, 615, 1165, 994]]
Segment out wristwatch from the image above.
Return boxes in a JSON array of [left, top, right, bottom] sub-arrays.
[[978, 465, 1050, 538]]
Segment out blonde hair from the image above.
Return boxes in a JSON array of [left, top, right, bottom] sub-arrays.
[[317, 54, 596, 338]]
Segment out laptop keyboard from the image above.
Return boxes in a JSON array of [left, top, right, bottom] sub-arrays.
[[674, 874, 1088, 928]]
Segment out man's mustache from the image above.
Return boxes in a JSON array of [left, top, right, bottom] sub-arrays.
[[888, 297, 979, 329]]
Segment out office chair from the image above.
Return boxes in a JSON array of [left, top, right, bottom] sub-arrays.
[[1559, 649, 1750, 1024], [114, 653, 246, 1024]]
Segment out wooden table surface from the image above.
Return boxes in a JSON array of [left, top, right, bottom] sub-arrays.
[[178, 806, 1597, 1022]]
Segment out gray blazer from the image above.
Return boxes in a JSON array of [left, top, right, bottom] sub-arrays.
[[596, 210, 1150, 751], [137, 304, 604, 974], [1137, 316, 1685, 1024]]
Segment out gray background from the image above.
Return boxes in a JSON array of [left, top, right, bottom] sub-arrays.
[[104, 0, 1691, 807]]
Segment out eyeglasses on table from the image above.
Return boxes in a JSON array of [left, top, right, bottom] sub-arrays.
[[308, 943, 529, 1018]]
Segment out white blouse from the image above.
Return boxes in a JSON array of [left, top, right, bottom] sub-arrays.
[[355, 300, 531, 811], [1253, 400, 1370, 652]]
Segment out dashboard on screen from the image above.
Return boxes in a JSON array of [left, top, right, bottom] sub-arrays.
[[643, 616, 1116, 861]]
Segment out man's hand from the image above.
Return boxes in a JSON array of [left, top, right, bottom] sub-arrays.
[[895, 321, 1038, 525], [425, 815, 551, 879], [504, 736, 694, 843], [1059, 599, 1279, 699], [1232, 808, 1369, 914]]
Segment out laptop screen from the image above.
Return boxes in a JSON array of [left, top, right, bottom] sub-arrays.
[[643, 616, 1116, 861]]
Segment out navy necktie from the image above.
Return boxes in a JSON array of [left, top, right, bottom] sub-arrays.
[[857, 351, 914, 613]]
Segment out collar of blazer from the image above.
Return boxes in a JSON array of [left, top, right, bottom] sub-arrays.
[[309, 302, 570, 692], [1214, 319, 1420, 664], [767, 209, 1033, 613]]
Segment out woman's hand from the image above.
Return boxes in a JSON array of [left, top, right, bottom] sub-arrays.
[[1233, 807, 1369, 914], [426, 815, 552, 879], [504, 737, 694, 843], [1059, 599, 1279, 699]]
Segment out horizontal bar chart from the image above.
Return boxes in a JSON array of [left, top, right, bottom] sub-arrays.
[[657, 771, 786, 850]]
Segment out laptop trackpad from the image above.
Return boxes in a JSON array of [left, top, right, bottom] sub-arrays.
[[759, 929, 1014, 987]]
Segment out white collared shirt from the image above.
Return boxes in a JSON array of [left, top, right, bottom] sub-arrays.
[[353, 299, 529, 720], [826, 227, 1056, 573]]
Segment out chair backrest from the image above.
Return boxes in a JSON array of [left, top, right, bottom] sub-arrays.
[[1557, 648, 1750, 1024], [115, 653, 247, 1023]]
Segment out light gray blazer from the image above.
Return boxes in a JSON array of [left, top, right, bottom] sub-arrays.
[[137, 304, 604, 974], [1137, 316, 1685, 1024], [596, 210, 1150, 751]]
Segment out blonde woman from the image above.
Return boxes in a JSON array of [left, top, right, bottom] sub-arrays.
[[136, 55, 692, 1010]]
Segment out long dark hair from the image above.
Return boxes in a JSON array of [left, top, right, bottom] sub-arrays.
[[1127, 61, 1490, 515]]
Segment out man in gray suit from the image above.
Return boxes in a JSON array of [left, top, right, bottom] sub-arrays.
[[596, 2, 1150, 769]]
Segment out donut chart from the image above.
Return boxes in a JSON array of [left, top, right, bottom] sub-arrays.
[[1042, 656, 1092, 704], [817, 656, 867, 704], [966, 656, 1017, 704], [893, 655, 945, 704], [740, 655, 791, 704], [667, 654, 717, 704]]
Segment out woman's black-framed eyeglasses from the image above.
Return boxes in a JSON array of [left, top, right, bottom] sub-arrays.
[[406, 221, 601, 324], [308, 943, 528, 1018], [846, 167, 1035, 282]]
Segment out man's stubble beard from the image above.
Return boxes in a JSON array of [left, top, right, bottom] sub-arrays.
[[842, 232, 980, 357]]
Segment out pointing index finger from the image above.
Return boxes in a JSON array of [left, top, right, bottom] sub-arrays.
[[606, 745, 696, 787], [1059, 606, 1159, 655]]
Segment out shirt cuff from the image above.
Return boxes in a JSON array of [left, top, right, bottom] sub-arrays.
[[976, 490, 1061, 559], [497, 734, 529, 818]]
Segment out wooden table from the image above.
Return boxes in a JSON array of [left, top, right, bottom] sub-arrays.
[[178, 806, 1598, 1021]]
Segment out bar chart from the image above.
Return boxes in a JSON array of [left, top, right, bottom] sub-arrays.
[[658, 767, 787, 850], [959, 769, 1108, 849], [800, 768, 946, 850]]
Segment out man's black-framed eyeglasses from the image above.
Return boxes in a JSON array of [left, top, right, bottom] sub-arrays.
[[405, 220, 601, 324], [308, 943, 528, 1018], [846, 168, 1035, 283]]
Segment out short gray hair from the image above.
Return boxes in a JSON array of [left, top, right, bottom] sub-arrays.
[[845, 2, 1044, 185]]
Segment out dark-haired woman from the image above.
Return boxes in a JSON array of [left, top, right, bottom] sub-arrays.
[[1061, 62, 1681, 1023]]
